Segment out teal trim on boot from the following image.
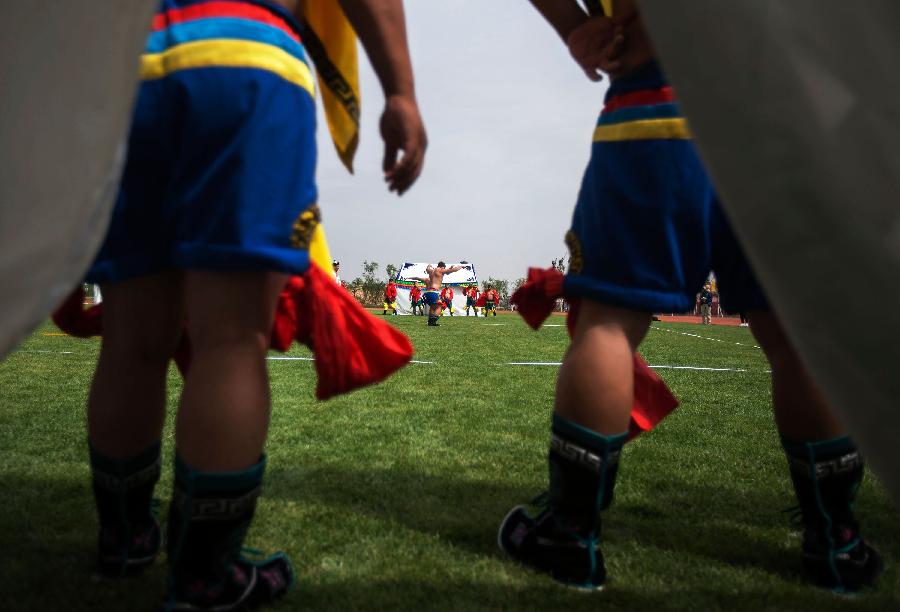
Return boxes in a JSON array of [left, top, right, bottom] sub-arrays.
[[166, 454, 294, 611], [780, 435, 883, 592], [89, 441, 162, 577], [499, 414, 627, 590]]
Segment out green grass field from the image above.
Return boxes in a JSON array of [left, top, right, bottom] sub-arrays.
[[1, 315, 897, 611]]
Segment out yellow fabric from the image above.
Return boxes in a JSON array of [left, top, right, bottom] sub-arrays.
[[308, 223, 335, 276], [302, 1, 361, 172], [592, 118, 691, 142], [601, 0, 614, 17], [141, 39, 315, 96]]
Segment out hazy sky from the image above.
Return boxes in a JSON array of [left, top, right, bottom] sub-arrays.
[[316, 0, 609, 283]]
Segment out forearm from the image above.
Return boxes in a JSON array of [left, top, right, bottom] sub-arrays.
[[528, 0, 589, 42], [338, 0, 416, 99]]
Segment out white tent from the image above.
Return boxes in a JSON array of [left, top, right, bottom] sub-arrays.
[[393, 262, 478, 315]]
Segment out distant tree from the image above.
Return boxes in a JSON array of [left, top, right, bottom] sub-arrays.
[[512, 277, 526, 294], [360, 260, 385, 307], [385, 263, 399, 282], [346, 277, 364, 301], [552, 257, 567, 273]]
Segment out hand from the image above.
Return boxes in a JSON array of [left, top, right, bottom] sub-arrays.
[[381, 94, 427, 195], [566, 16, 625, 82]]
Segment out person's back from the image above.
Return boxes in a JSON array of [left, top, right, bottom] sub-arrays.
[[500, 0, 882, 593], [82, 1, 426, 609]]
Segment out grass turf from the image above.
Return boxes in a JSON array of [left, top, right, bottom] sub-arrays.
[[0, 314, 897, 611]]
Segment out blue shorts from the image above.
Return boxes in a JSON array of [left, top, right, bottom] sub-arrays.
[[87, 0, 318, 284], [424, 290, 441, 306], [563, 61, 767, 314]]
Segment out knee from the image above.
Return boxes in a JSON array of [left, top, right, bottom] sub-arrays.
[[748, 311, 801, 372], [188, 324, 270, 355], [102, 327, 181, 367]]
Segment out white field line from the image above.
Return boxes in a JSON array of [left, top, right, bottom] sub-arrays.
[[543, 324, 563, 327], [21, 350, 73, 355], [505, 362, 757, 373], [483, 323, 507, 326], [507, 362, 563, 366], [266, 356, 434, 365], [650, 326, 760, 349]]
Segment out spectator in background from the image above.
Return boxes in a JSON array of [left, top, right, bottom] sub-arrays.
[[383, 279, 398, 315], [410, 283, 423, 316], [464, 284, 479, 316], [700, 284, 713, 325], [440, 285, 455, 316]]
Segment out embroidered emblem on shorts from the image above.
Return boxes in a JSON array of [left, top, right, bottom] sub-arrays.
[[290, 204, 322, 250], [565, 230, 583, 275]]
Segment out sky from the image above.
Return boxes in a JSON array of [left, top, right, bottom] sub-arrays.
[[315, 0, 609, 284]]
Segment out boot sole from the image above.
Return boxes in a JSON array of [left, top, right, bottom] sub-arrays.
[[497, 506, 604, 593]]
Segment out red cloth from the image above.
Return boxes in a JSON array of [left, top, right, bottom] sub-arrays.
[[51, 288, 102, 337], [440, 287, 453, 300], [52, 264, 413, 400], [384, 282, 397, 301], [410, 285, 422, 300], [510, 267, 679, 440], [475, 293, 487, 307]]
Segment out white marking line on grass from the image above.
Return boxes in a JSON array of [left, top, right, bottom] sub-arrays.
[[543, 324, 563, 327], [506, 362, 751, 373], [22, 350, 73, 355], [484, 323, 507, 326], [650, 364, 747, 373], [266, 356, 434, 365], [650, 326, 760, 349], [507, 362, 563, 366]]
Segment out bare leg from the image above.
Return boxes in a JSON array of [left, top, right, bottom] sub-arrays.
[[747, 311, 881, 590], [88, 271, 184, 457], [498, 299, 652, 589], [176, 270, 286, 471], [747, 310, 844, 440], [554, 300, 652, 434]]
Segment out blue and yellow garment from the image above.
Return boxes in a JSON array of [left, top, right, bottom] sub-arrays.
[[563, 61, 767, 313], [88, 0, 355, 283]]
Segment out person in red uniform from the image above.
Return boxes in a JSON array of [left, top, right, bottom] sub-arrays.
[[440, 285, 455, 316], [465, 284, 479, 316], [383, 279, 398, 315], [409, 283, 423, 316]]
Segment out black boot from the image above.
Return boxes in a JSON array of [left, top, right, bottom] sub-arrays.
[[427, 315, 439, 326], [781, 436, 883, 592], [498, 414, 626, 590], [90, 441, 162, 577], [166, 455, 293, 611]]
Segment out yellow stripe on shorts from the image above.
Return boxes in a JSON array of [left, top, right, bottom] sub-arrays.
[[141, 39, 315, 97], [593, 118, 691, 142]]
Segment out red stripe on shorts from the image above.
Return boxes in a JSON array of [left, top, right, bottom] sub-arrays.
[[151, 1, 300, 44], [604, 86, 676, 113]]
